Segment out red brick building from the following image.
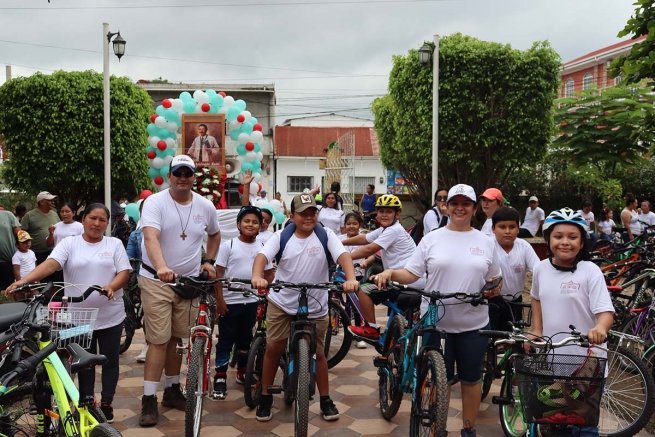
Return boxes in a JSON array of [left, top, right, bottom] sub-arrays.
[[560, 35, 646, 97]]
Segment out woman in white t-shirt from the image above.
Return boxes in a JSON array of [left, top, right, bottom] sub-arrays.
[[621, 193, 641, 241], [318, 193, 345, 235], [373, 185, 502, 437], [6, 203, 130, 422], [479, 188, 504, 238], [48, 203, 84, 247]]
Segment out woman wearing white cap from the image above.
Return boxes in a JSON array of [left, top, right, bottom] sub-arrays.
[[373, 184, 502, 437]]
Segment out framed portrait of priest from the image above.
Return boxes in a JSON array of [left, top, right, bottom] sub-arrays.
[[182, 113, 226, 174]]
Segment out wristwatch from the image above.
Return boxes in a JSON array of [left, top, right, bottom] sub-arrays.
[[202, 258, 216, 265]]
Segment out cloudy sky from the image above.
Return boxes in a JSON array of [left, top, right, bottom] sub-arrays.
[[0, 0, 640, 123]]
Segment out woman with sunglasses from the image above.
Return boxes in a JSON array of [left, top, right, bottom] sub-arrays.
[[422, 188, 449, 236]]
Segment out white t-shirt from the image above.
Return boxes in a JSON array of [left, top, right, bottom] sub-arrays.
[[259, 228, 347, 317], [481, 218, 493, 238], [366, 222, 417, 271], [256, 230, 274, 246], [139, 190, 220, 280], [339, 233, 365, 277], [318, 207, 345, 235], [597, 219, 616, 236], [12, 250, 36, 279], [494, 238, 540, 299], [217, 238, 272, 305], [522, 207, 545, 236], [531, 260, 614, 359], [422, 208, 443, 237], [638, 211, 655, 228], [53, 221, 84, 246], [49, 235, 132, 330], [404, 227, 502, 333], [621, 208, 641, 237], [577, 210, 595, 227]]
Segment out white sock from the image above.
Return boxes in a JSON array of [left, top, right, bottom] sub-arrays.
[[368, 323, 379, 328], [164, 375, 180, 388], [143, 381, 159, 397]]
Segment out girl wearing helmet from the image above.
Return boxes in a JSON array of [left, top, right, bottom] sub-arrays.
[[530, 208, 614, 437], [212, 206, 275, 400]]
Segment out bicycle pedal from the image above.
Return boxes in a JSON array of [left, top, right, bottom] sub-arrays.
[[267, 385, 283, 394], [492, 396, 511, 406], [373, 356, 388, 368], [210, 391, 227, 401]]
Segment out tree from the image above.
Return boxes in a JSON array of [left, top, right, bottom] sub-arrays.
[[611, 0, 655, 88], [0, 70, 152, 208], [372, 33, 561, 211], [150, 77, 170, 84]]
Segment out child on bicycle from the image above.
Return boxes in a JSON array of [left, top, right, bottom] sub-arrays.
[[251, 193, 359, 422], [212, 206, 275, 399], [490, 208, 540, 331], [530, 208, 615, 437], [341, 195, 425, 342]]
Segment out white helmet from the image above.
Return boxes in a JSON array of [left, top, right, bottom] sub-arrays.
[[542, 207, 589, 237]]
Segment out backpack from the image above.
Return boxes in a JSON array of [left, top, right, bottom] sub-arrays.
[[276, 222, 334, 268], [408, 207, 439, 245]]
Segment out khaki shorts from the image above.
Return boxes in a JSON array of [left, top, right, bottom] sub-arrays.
[[266, 300, 328, 354], [139, 276, 199, 345]]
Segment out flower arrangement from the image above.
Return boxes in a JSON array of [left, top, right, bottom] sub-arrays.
[[192, 166, 224, 207]]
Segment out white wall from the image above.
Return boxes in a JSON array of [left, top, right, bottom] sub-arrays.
[[285, 114, 374, 127]]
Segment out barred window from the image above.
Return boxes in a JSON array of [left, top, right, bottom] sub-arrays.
[[288, 176, 313, 193], [354, 177, 375, 194]]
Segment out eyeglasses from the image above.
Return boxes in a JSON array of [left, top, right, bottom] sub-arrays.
[[435, 196, 447, 201], [172, 170, 194, 178]]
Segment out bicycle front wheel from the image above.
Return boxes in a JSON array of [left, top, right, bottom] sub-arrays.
[[185, 337, 206, 437], [294, 338, 311, 437], [0, 383, 37, 436], [119, 311, 136, 354], [379, 314, 406, 420], [90, 423, 123, 436], [498, 375, 526, 437], [599, 345, 655, 437], [409, 350, 448, 437], [244, 335, 266, 409], [325, 300, 352, 369]]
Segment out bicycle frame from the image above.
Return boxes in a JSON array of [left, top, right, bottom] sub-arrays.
[[285, 290, 317, 400], [186, 292, 215, 396]]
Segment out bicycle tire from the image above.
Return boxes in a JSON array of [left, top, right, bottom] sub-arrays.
[[498, 375, 526, 437], [283, 356, 294, 406], [409, 350, 448, 437], [379, 314, 406, 420], [89, 423, 123, 437], [480, 343, 495, 401], [294, 338, 310, 437], [119, 311, 136, 355], [619, 313, 653, 350], [244, 336, 266, 409], [0, 383, 37, 437], [326, 300, 352, 369], [185, 337, 206, 437], [599, 345, 655, 437]]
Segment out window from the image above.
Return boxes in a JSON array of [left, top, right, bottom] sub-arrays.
[[354, 177, 375, 194], [615, 73, 624, 86], [288, 176, 313, 193], [565, 78, 574, 97], [582, 73, 593, 90]]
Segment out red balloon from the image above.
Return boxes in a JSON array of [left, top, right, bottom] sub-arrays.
[[157, 140, 167, 151], [154, 176, 164, 185], [245, 142, 255, 152], [257, 183, 262, 193], [238, 185, 244, 195], [237, 114, 245, 123], [219, 91, 226, 97], [150, 114, 158, 123], [147, 151, 156, 159], [162, 99, 172, 109], [140, 189, 153, 199], [201, 103, 211, 112], [253, 123, 263, 132]]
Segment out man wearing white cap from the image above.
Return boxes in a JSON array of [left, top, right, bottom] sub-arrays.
[[518, 196, 545, 238], [20, 191, 60, 267], [137, 154, 221, 427]]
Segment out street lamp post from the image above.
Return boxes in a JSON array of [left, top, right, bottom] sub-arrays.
[[103, 22, 126, 236], [419, 35, 439, 201]]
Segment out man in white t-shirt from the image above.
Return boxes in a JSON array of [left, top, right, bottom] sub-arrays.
[[518, 196, 545, 238], [138, 155, 221, 427], [251, 194, 358, 423]]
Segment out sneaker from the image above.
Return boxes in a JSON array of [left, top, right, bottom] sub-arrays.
[[139, 395, 158, 427], [236, 368, 245, 385], [348, 325, 380, 341], [161, 383, 186, 411], [100, 402, 114, 423], [320, 397, 339, 421], [256, 394, 273, 422], [355, 340, 367, 349], [136, 344, 149, 363], [212, 374, 227, 400], [461, 427, 477, 437]]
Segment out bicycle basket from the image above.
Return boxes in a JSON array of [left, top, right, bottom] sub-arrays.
[[36, 306, 99, 349], [513, 353, 606, 427]]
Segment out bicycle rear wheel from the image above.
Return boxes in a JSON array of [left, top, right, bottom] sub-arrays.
[[185, 337, 206, 437], [89, 423, 123, 436], [379, 314, 406, 420], [480, 343, 495, 401], [325, 300, 352, 369], [498, 375, 526, 437], [0, 383, 37, 436], [244, 336, 266, 409], [294, 338, 311, 437], [119, 311, 136, 354], [409, 350, 448, 437]]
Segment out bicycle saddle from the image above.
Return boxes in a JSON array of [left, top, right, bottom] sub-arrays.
[[66, 343, 107, 373], [0, 302, 28, 332]]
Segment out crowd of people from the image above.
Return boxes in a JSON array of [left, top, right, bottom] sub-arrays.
[[1, 157, 647, 436]]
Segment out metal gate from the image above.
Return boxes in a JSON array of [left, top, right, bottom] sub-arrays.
[[324, 130, 355, 212]]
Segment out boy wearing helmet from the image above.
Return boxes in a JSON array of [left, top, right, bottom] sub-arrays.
[[530, 208, 614, 437], [341, 194, 425, 341]]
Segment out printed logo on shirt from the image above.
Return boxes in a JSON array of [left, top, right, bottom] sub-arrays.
[[512, 263, 525, 273], [308, 245, 322, 257], [98, 251, 113, 259], [470, 247, 485, 256], [193, 213, 205, 224], [560, 280, 580, 294]]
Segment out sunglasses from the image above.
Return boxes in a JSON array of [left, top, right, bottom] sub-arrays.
[[435, 196, 447, 201], [172, 170, 194, 178]]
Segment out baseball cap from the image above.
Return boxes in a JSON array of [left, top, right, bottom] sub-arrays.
[[260, 190, 267, 195], [480, 188, 504, 202], [291, 193, 318, 213], [529, 196, 539, 202], [170, 155, 196, 173], [17, 230, 32, 243], [36, 191, 57, 203], [447, 184, 477, 203]]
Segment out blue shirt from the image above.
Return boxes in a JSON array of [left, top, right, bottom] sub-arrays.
[[126, 228, 142, 260], [362, 194, 377, 213]]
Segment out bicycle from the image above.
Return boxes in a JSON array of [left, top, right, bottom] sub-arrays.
[[242, 288, 270, 409], [119, 259, 144, 354], [373, 280, 494, 436], [480, 326, 655, 437], [0, 282, 122, 437]]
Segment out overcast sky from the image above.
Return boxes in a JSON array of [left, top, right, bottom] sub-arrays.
[[0, 0, 640, 123]]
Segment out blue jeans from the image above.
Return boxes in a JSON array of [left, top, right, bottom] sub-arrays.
[[214, 302, 258, 371], [443, 323, 489, 384], [599, 233, 615, 241]]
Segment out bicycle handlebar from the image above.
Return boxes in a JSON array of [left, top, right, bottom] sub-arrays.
[[16, 283, 106, 302], [0, 341, 58, 395], [479, 325, 591, 349], [268, 281, 342, 292]]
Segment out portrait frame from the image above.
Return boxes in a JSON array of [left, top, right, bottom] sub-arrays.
[[182, 113, 226, 175]]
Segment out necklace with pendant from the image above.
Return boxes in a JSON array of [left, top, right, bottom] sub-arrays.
[[171, 192, 193, 240]]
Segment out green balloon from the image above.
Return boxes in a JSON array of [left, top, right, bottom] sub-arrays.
[[274, 212, 286, 225], [167, 147, 176, 156], [159, 166, 170, 177], [148, 167, 159, 178], [241, 162, 253, 172], [125, 203, 140, 222], [147, 124, 158, 136]]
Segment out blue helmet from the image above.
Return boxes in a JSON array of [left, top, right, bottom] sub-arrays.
[[542, 207, 589, 237]]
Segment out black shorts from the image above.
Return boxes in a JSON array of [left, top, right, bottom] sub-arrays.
[[0, 261, 13, 290]]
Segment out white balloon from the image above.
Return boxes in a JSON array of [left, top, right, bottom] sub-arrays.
[[229, 120, 242, 130], [237, 173, 244, 184], [256, 152, 264, 161], [152, 180, 161, 189], [268, 200, 282, 213], [242, 110, 252, 121], [250, 181, 259, 193], [151, 157, 164, 169], [148, 136, 160, 147], [255, 198, 267, 207], [223, 96, 235, 108], [165, 138, 175, 148], [159, 182, 170, 190], [236, 155, 246, 163], [163, 155, 174, 165], [245, 151, 258, 162], [252, 172, 262, 183], [167, 121, 178, 132], [237, 133, 251, 144], [172, 99, 184, 111], [250, 131, 263, 144], [193, 90, 208, 104], [218, 106, 229, 115], [155, 116, 167, 128]]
